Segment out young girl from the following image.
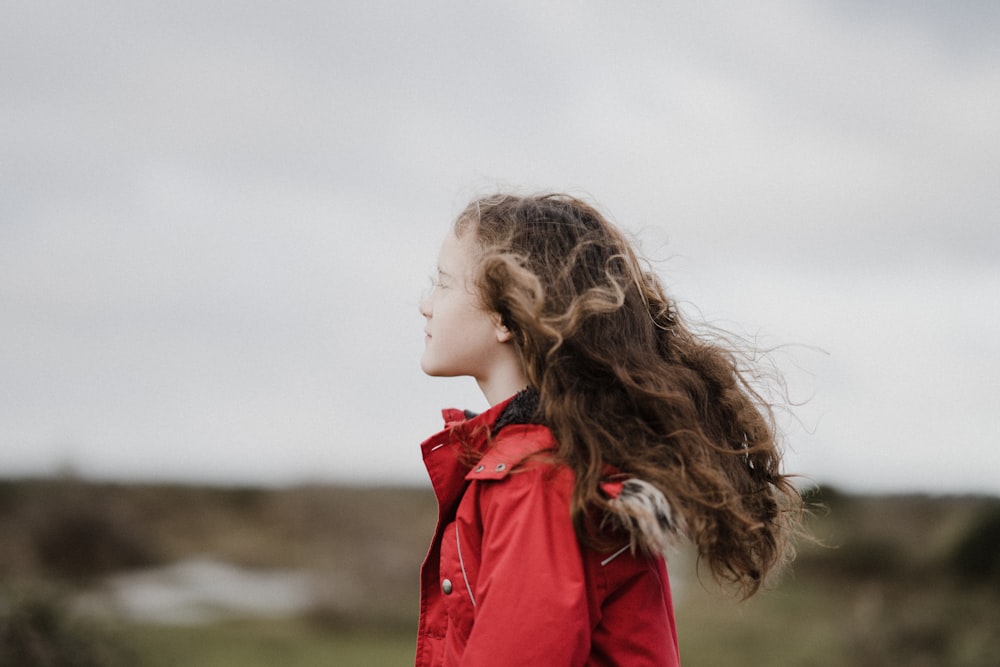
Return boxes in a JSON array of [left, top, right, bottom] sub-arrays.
[[415, 193, 801, 666]]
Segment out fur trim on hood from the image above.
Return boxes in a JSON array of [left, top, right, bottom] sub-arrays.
[[606, 478, 687, 554]]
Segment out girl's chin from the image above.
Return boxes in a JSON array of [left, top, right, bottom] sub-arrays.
[[420, 358, 464, 379], [420, 357, 442, 376]]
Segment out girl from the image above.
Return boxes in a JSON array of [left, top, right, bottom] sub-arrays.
[[415, 193, 801, 666]]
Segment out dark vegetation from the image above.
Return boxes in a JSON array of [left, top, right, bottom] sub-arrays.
[[0, 477, 997, 666]]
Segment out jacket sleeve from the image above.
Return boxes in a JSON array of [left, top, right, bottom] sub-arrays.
[[460, 465, 591, 666]]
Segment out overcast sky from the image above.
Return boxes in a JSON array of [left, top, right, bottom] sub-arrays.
[[3, 1, 998, 494]]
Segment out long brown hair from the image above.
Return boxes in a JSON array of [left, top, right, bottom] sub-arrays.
[[456, 192, 802, 597]]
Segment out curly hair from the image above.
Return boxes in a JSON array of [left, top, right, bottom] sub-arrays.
[[455, 192, 802, 597]]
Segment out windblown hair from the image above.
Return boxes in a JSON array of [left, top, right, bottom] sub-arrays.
[[456, 192, 802, 597]]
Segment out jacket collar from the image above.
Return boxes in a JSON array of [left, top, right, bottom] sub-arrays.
[[419, 393, 521, 517], [436, 392, 517, 452]]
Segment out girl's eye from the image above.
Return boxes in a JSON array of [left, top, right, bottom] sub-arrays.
[[425, 275, 447, 296]]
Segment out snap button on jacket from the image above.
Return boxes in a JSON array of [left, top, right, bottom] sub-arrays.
[[415, 396, 681, 666]]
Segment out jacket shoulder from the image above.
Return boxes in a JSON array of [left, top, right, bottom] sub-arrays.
[[464, 424, 558, 481]]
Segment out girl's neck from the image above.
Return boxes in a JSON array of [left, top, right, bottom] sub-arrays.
[[477, 360, 530, 406]]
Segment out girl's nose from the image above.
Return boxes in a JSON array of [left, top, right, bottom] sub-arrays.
[[418, 292, 432, 318]]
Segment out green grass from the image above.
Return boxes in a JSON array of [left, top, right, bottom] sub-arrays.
[[123, 619, 416, 667], [109, 578, 1000, 667]]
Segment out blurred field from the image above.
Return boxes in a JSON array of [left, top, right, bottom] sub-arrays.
[[1, 477, 998, 666]]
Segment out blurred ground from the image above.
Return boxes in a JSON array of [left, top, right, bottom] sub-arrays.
[[1, 478, 998, 666]]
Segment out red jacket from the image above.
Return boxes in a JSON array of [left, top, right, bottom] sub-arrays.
[[415, 394, 681, 666]]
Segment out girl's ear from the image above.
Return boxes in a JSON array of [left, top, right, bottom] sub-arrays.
[[492, 314, 514, 343]]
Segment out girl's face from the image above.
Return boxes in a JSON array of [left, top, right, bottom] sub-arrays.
[[419, 230, 518, 397]]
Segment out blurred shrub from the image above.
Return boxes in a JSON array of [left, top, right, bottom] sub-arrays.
[[826, 537, 906, 579], [27, 480, 163, 581], [0, 588, 135, 667], [32, 512, 155, 580], [950, 505, 1000, 584]]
